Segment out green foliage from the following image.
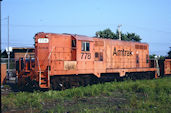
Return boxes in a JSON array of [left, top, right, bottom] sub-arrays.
[[168, 47, 171, 58], [96, 28, 117, 39], [96, 28, 142, 42], [125, 32, 141, 42], [149, 54, 156, 59], [149, 54, 166, 60]]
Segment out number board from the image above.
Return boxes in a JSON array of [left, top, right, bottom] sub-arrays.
[[38, 38, 49, 43]]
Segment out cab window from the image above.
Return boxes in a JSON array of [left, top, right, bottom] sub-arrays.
[[72, 39, 76, 47], [82, 42, 90, 51]]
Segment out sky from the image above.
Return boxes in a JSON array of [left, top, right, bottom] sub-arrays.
[[1, 0, 171, 56]]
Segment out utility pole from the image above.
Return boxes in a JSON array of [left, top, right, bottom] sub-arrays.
[[155, 56, 160, 77], [0, 0, 2, 79], [7, 16, 10, 79], [117, 24, 122, 40], [0, 0, 2, 58]]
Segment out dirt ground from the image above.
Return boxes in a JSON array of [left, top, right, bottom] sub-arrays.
[[1, 84, 129, 113], [1, 83, 19, 96]]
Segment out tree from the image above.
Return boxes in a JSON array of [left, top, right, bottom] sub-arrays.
[[168, 47, 171, 58], [96, 28, 141, 42], [149, 54, 156, 59], [125, 32, 141, 42], [96, 28, 116, 39], [149, 54, 165, 60]]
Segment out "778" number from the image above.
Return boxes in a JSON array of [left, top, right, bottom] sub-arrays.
[[81, 53, 91, 59]]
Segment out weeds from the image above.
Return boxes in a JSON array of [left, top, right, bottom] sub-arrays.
[[2, 77, 171, 113]]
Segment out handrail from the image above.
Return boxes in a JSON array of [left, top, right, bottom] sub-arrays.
[[47, 47, 55, 87], [36, 56, 41, 85]]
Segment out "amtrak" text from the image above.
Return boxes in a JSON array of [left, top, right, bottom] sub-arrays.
[[113, 47, 132, 56]]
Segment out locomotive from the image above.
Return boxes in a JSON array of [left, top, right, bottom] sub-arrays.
[[16, 32, 171, 90]]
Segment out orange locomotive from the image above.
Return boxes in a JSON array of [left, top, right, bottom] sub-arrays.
[[17, 32, 159, 89]]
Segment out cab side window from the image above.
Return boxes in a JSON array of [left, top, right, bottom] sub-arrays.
[[72, 39, 76, 47], [82, 42, 90, 51]]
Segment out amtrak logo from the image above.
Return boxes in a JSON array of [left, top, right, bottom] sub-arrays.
[[113, 47, 132, 56]]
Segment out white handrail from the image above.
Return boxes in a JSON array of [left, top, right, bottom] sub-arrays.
[[24, 49, 29, 59], [48, 47, 55, 86]]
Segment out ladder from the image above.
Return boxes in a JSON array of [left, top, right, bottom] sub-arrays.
[[39, 72, 49, 88]]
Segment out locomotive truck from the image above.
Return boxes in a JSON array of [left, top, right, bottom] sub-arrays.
[[16, 32, 170, 90]]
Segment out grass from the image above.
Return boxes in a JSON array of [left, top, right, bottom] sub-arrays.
[[1, 77, 171, 113]]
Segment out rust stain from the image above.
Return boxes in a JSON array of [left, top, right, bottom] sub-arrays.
[[64, 61, 77, 70]]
